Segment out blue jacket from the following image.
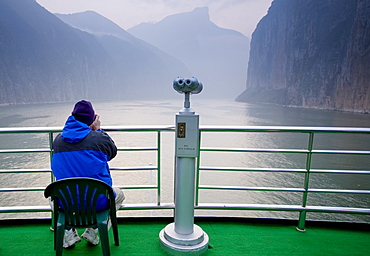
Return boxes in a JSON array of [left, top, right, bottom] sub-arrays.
[[51, 116, 117, 210]]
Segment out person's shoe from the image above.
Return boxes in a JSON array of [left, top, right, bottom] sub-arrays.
[[81, 228, 99, 245], [63, 228, 81, 248]]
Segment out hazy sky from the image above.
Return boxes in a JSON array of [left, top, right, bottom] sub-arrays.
[[36, 0, 273, 37]]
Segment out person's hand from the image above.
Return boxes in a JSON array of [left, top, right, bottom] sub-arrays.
[[89, 114, 101, 130]]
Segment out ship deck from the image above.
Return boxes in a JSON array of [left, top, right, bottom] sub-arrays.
[[1, 217, 369, 256]]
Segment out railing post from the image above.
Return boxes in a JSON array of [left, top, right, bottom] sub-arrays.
[[157, 131, 161, 206], [195, 131, 202, 206], [297, 132, 315, 232], [48, 132, 55, 224], [48, 132, 55, 183]]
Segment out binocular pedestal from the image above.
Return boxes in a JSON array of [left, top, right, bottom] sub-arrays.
[[160, 222, 209, 255], [160, 83, 208, 255]]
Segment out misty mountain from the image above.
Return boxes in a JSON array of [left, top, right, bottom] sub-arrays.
[[55, 11, 190, 99], [237, 0, 370, 113], [128, 7, 250, 99], [0, 0, 189, 105], [0, 0, 115, 103]]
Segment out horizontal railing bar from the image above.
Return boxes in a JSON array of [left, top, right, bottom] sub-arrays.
[[195, 203, 304, 211], [199, 125, 370, 134], [101, 125, 175, 132], [308, 188, 370, 194], [0, 125, 175, 134], [0, 187, 46, 192], [4, 186, 366, 195], [110, 167, 158, 171], [0, 206, 52, 213], [195, 203, 370, 214], [0, 149, 51, 154], [200, 147, 308, 154], [118, 203, 175, 211], [0, 204, 177, 213], [1, 203, 368, 215], [200, 147, 370, 156], [200, 167, 307, 173], [0, 167, 159, 173], [200, 167, 370, 175], [199, 186, 370, 194], [0, 149, 159, 154], [199, 185, 305, 193], [11, 147, 365, 156], [310, 169, 370, 175], [304, 206, 370, 214], [0, 169, 52, 173], [0, 185, 158, 193], [2, 126, 370, 134], [0, 147, 159, 154], [312, 149, 370, 155], [0, 127, 62, 133], [117, 147, 158, 151], [116, 185, 158, 190]]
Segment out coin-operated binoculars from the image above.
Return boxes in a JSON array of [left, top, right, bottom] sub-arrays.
[[173, 76, 203, 114], [159, 77, 209, 255]]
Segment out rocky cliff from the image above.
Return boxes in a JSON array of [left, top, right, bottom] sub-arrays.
[[236, 0, 370, 113]]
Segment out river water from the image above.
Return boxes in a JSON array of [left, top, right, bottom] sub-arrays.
[[0, 99, 369, 222]]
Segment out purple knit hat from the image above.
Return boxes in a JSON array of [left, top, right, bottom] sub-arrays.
[[72, 100, 95, 125]]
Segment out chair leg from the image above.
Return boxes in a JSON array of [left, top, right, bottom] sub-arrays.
[[56, 222, 65, 256], [111, 217, 120, 246], [97, 222, 110, 256]]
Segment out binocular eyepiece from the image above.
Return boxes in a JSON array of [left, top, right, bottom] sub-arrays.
[[173, 76, 203, 94]]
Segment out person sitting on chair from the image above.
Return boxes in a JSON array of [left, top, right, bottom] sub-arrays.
[[51, 100, 125, 248]]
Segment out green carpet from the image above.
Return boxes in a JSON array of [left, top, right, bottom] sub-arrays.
[[0, 219, 369, 255]]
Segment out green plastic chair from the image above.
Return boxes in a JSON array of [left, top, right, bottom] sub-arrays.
[[44, 178, 119, 256]]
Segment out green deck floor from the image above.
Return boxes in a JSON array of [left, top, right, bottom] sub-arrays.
[[0, 218, 369, 255]]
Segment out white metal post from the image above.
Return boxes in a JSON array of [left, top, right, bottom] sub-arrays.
[[174, 157, 196, 235], [159, 77, 209, 255]]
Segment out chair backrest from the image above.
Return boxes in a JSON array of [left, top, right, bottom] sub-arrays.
[[44, 178, 115, 227]]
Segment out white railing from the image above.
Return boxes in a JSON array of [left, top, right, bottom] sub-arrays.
[[0, 126, 369, 230]]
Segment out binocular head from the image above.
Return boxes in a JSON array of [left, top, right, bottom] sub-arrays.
[[173, 77, 203, 94]]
